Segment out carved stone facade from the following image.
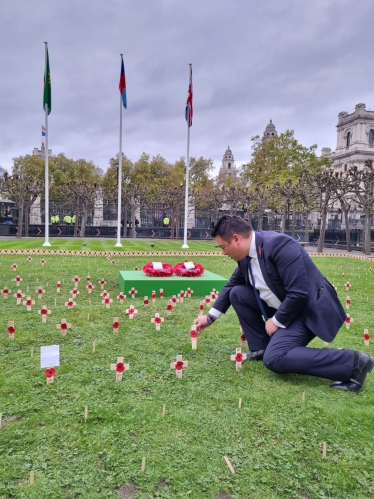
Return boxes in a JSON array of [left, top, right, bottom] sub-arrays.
[[218, 146, 237, 182]]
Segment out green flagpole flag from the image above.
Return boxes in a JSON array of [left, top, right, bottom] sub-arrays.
[[43, 47, 51, 115]]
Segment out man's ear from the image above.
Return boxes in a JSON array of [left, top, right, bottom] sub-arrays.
[[232, 233, 240, 244]]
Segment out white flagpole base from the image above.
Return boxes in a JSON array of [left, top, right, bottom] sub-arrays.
[[182, 243, 189, 248], [115, 242, 123, 247], [42, 241, 51, 247]]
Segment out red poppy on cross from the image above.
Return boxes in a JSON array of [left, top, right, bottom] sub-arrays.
[[117, 292, 126, 303], [151, 291, 156, 303], [143, 296, 149, 306], [129, 287, 138, 299], [346, 296, 351, 309], [345, 314, 352, 329], [190, 325, 198, 350], [151, 313, 164, 330], [56, 281, 61, 293], [65, 299, 76, 309], [99, 279, 106, 289], [170, 355, 189, 378], [126, 306, 137, 319], [364, 329, 370, 346], [14, 290, 25, 304], [36, 287, 45, 299], [159, 288, 164, 298], [171, 295, 179, 307], [112, 317, 120, 332], [2, 287, 10, 298], [187, 288, 193, 298], [102, 297, 113, 309], [56, 318, 72, 336], [86, 283, 94, 294], [38, 306, 51, 323], [23, 296, 35, 311], [231, 347, 245, 371], [45, 367, 56, 383], [7, 321, 15, 340], [14, 275, 22, 287], [110, 356, 130, 381]]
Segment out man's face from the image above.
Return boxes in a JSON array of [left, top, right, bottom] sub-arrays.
[[215, 234, 249, 262]]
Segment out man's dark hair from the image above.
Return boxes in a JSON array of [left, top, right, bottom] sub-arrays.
[[211, 215, 253, 242]]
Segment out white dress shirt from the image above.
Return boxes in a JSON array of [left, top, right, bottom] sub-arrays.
[[210, 232, 285, 328]]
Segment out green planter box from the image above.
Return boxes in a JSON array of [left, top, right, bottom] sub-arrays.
[[119, 270, 228, 297]]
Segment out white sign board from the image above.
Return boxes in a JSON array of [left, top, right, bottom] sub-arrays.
[[40, 345, 60, 368]]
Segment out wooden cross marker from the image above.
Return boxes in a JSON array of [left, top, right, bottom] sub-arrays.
[[240, 333, 247, 349], [126, 305, 137, 319], [14, 275, 22, 287], [110, 356, 130, 381], [210, 290, 217, 303], [101, 290, 109, 299], [99, 279, 106, 289], [187, 287, 193, 298], [190, 325, 198, 350], [14, 290, 25, 305], [2, 287, 10, 299], [346, 296, 351, 309], [112, 317, 120, 333], [231, 348, 245, 371], [29, 471, 35, 485], [36, 286, 45, 299], [166, 301, 173, 316], [151, 313, 164, 330], [199, 300, 204, 316], [65, 299, 76, 309], [171, 295, 179, 307], [73, 275, 80, 288], [223, 258, 226, 266], [322, 441, 327, 458], [7, 321, 15, 340], [102, 297, 113, 309], [57, 318, 72, 336], [205, 295, 211, 307], [56, 281, 61, 293], [143, 296, 150, 306], [159, 288, 164, 298], [151, 290, 157, 303], [86, 283, 94, 294], [117, 292, 126, 303], [364, 329, 370, 346], [345, 281, 351, 291], [86, 275, 91, 284], [302, 392, 306, 402], [71, 288, 80, 298], [38, 306, 51, 323], [23, 296, 35, 312], [129, 287, 138, 299], [11, 263, 17, 271], [345, 314, 353, 329], [45, 367, 56, 384], [178, 290, 186, 303], [170, 355, 188, 378], [40, 259, 46, 266]]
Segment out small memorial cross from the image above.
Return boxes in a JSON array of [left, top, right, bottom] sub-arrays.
[[110, 357, 129, 381], [65, 299, 76, 309], [199, 300, 204, 316], [151, 290, 157, 303], [102, 296, 113, 309], [23, 296, 35, 312], [345, 314, 352, 329], [7, 321, 15, 340], [190, 325, 198, 350], [126, 305, 137, 319], [346, 296, 351, 309], [86, 282, 94, 294], [129, 287, 138, 299], [38, 305, 51, 323], [187, 287, 193, 298], [159, 288, 164, 299], [117, 292, 126, 303], [56, 281, 61, 293], [171, 295, 179, 307], [205, 295, 211, 308], [45, 367, 56, 384], [231, 348, 245, 371], [364, 329, 370, 346], [345, 281, 351, 291], [36, 286, 45, 299], [73, 276, 80, 288], [14, 290, 25, 305], [151, 313, 164, 330], [56, 318, 71, 336], [166, 301, 173, 316], [143, 296, 150, 307], [2, 287, 10, 299], [240, 333, 247, 348], [170, 354, 189, 378], [99, 279, 106, 290], [178, 290, 185, 303], [14, 275, 22, 287], [70, 288, 80, 298], [112, 317, 120, 333], [11, 263, 17, 271]]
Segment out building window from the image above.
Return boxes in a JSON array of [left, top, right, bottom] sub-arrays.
[[346, 132, 351, 147], [344, 164, 347, 172], [369, 129, 374, 145], [228, 163, 231, 169]]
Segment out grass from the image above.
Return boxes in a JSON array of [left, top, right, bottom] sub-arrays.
[[0, 240, 373, 498]]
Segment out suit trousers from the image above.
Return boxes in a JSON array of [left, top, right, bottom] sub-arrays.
[[229, 285, 355, 381]]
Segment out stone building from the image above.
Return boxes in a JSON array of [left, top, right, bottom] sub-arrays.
[[262, 119, 278, 142], [218, 146, 237, 182]]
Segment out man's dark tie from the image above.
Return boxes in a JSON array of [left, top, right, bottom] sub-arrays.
[[246, 256, 268, 321]]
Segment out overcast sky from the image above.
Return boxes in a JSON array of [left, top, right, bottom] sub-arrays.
[[1, 0, 374, 176]]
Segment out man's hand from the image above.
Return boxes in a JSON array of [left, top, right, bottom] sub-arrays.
[[194, 316, 210, 334], [265, 318, 279, 337]]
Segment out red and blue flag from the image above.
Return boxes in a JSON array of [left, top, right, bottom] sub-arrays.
[[119, 57, 127, 109], [42, 125, 46, 136], [185, 65, 193, 127]]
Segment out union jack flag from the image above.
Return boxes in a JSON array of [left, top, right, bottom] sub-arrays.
[[185, 65, 193, 127], [42, 125, 46, 136]]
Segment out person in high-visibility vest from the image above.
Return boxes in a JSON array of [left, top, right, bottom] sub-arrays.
[[71, 215, 76, 224], [163, 217, 170, 227], [55, 215, 60, 224], [64, 215, 72, 225]]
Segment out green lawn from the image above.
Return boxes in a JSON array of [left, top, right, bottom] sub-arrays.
[[0, 242, 373, 498]]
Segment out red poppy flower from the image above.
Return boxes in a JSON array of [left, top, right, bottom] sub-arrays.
[[130, 290, 136, 295], [172, 298, 177, 303], [3, 288, 9, 294], [88, 284, 93, 289], [67, 301, 74, 308], [175, 361, 184, 370], [211, 293, 216, 300], [12, 264, 17, 269], [105, 298, 110, 305], [346, 317, 351, 323], [74, 277, 79, 282], [144, 299, 149, 305], [37, 289, 43, 295], [346, 299, 351, 304], [72, 289, 78, 295], [56, 283, 61, 288], [113, 321, 119, 329], [41, 308, 48, 315], [102, 291, 108, 297], [27, 257, 32, 262], [134, 267, 139, 271], [100, 280, 105, 285], [16, 277, 21, 282], [118, 293, 124, 299], [235, 353, 243, 363], [154, 317, 161, 324], [199, 304, 204, 311], [16, 292, 22, 298], [111, 260, 115, 264], [60, 322, 67, 330], [364, 333, 370, 340], [342, 273, 345, 277], [45, 367, 56, 378], [86, 277, 91, 282], [41, 260, 45, 265], [190, 330, 198, 338], [166, 304, 172, 311], [26, 299, 32, 306], [7, 326, 15, 334], [241, 333, 246, 342], [151, 293, 156, 299], [116, 362, 125, 372]]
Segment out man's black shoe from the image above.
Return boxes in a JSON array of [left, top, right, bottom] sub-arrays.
[[330, 351, 374, 392], [246, 350, 265, 361]]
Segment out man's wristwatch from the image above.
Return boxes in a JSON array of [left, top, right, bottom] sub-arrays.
[[206, 313, 217, 325]]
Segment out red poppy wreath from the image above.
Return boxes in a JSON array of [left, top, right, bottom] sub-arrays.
[[172, 262, 204, 277], [142, 262, 173, 277]]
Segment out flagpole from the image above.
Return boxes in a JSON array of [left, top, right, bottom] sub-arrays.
[[115, 54, 123, 247], [43, 41, 51, 247], [182, 64, 192, 249]]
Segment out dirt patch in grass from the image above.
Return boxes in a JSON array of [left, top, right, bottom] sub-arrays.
[[1, 415, 19, 427], [116, 483, 137, 498], [218, 493, 231, 499], [155, 479, 168, 491]]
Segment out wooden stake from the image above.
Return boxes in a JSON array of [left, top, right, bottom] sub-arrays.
[[224, 455, 235, 474], [92, 340, 96, 353], [141, 457, 146, 473], [87, 313, 90, 321], [0, 413, 2, 429], [302, 392, 305, 402], [84, 406, 88, 422], [162, 404, 166, 417], [31, 347, 34, 357], [238, 398, 242, 409], [29, 470, 34, 485], [322, 441, 327, 458]]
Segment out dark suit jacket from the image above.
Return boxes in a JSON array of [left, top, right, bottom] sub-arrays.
[[213, 231, 346, 342]]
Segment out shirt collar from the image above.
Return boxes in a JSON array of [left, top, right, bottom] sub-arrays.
[[249, 232, 257, 259]]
